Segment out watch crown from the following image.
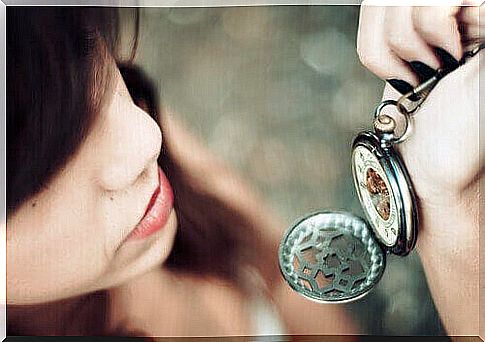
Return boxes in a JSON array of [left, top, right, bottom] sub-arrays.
[[374, 114, 396, 134]]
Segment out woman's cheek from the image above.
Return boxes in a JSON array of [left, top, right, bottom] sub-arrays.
[[6, 175, 109, 304]]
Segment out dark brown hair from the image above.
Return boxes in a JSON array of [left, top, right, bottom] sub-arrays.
[[7, 7, 118, 215], [7, 7, 276, 337]]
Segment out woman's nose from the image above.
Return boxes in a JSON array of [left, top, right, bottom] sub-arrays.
[[95, 89, 162, 191]]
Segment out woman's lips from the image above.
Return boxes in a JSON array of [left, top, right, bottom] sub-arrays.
[[127, 167, 174, 241]]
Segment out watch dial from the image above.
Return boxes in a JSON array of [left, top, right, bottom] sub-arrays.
[[352, 145, 399, 247]]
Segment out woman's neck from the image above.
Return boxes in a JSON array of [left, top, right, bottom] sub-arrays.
[[7, 291, 109, 336]]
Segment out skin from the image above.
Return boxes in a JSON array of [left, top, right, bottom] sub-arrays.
[[358, 3, 482, 336], [388, 58, 481, 336], [7, 61, 178, 306]]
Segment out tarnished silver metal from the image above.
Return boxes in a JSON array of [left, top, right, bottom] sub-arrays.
[[278, 211, 386, 303], [461, 42, 485, 62], [373, 100, 412, 145], [351, 132, 418, 255], [373, 114, 396, 134], [397, 74, 441, 115]]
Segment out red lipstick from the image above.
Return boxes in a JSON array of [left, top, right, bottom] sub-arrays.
[[127, 167, 174, 241]]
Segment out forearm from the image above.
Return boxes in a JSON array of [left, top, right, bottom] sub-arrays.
[[380, 52, 482, 335], [415, 181, 479, 336]]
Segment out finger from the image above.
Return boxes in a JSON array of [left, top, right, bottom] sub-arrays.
[[458, 3, 485, 46], [385, 6, 442, 81], [412, 6, 463, 61], [357, 5, 419, 91], [382, 82, 401, 102]]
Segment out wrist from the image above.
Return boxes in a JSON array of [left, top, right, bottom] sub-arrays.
[[413, 186, 479, 336]]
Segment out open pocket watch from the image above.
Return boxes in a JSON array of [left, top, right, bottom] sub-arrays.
[[277, 103, 418, 303], [278, 43, 484, 303]]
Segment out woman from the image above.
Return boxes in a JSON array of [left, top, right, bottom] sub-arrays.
[[6, 7, 357, 337], [358, 3, 483, 336]]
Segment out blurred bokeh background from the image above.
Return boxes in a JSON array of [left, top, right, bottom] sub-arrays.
[[131, 6, 446, 336]]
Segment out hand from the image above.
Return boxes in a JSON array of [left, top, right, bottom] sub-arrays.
[[382, 51, 481, 337], [358, 3, 482, 335], [357, 2, 484, 95]]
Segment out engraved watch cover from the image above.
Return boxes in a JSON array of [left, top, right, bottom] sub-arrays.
[[278, 211, 386, 303]]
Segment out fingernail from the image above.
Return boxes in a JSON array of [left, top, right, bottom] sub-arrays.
[[434, 47, 459, 72], [409, 61, 436, 82], [386, 79, 420, 101], [387, 78, 414, 94]]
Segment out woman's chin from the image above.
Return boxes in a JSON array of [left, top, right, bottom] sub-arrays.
[[102, 209, 177, 289], [7, 210, 178, 306]]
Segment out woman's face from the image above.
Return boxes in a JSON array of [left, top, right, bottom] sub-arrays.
[[7, 64, 177, 305]]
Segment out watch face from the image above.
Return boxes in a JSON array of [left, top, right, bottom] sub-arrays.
[[351, 132, 418, 255], [278, 211, 386, 303], [352, 145, 399, 247]]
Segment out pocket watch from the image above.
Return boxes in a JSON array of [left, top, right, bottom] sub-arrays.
[[278, 43, 484, 303]]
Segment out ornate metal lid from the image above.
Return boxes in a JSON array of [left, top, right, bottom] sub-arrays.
[[278, 211, 386, 303]]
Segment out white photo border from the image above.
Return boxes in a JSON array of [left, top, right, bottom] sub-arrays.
[[0, 1, 483, 341]]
